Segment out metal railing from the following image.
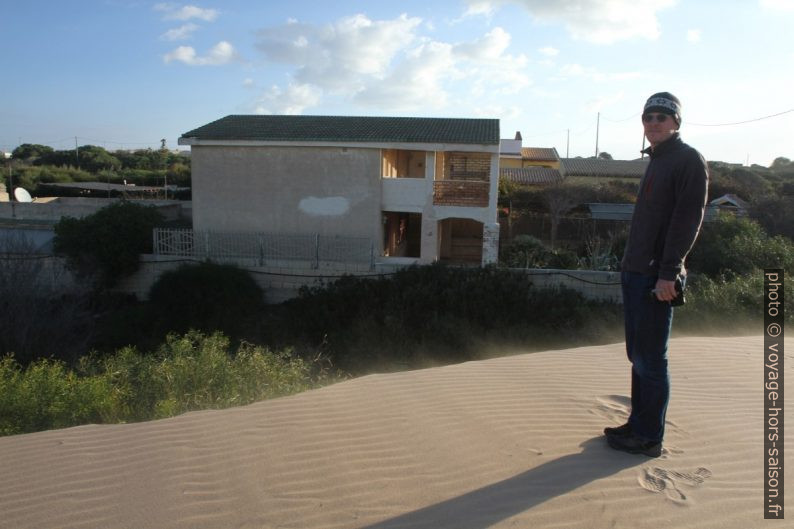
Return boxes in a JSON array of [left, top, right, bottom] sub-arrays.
[[153, 228, 374, 268]]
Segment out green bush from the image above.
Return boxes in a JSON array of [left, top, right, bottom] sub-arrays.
[[687, 213, 794, 279], [99, 332, 317, 421], [0, 356, 118, 436], [500, 235, 578, 269], [148, 262, 265, 338], [676, 272, 793, 334], [0, 331, 325, 435], [275, 264, 622, 372], [750, 195, 794, 241], [54, 201, 164, 288]]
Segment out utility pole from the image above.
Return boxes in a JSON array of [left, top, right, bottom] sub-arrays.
[[566, 129, 570, 158], [5, 153, 15, 218], [75, 137, 79, 169], [161, 139, 168, 200], [595, 112, 600, 157]]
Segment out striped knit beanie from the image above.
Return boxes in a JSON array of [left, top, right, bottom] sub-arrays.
[[644, 92, 681, 126]]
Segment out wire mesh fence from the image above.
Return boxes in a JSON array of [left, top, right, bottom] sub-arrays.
[[153, 228, 374, 267]]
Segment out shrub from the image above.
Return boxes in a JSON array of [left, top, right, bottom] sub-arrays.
[[148, 262, 265, 338], [0, 233, 93, 365], [148, 332, 316, 418], [0, 356, 118, 436], [676, 273, 793, 333], [500, 235, 549, 268], [500, 235, 578, 269], [54, 201, 164, 288], [687, 213, 794, 279], [750, 195, 794, 241], [0, 331, 325, 435], [275, 264, 622, 372]]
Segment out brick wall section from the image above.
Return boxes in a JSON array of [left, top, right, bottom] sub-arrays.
[[433, 180, 490, 207], [445, 152, 490, 181]]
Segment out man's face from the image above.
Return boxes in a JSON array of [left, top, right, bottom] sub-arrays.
[[642, 112, 678, 147]]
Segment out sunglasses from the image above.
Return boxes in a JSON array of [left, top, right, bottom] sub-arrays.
[[642, 113, 670, 123]]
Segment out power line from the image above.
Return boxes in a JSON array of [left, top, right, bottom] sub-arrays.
[[601, 112, 641, 123], [4, 136, 167, 151], [76, 137, 162, 146], [687, 108, 794, 127]]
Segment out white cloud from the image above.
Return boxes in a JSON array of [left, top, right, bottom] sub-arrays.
[[155, 3, 219, 21], [160, 22, 199, 41], [539, 46, 559, 57], [686, 29, 701, 43], [471, 103, 523, 121], [255, 15, 530, 113], [354, 27, 530, 110], [760, 0, 794, 11], [354, 40, 459, 110], [465, 0, 677, 44], [256, 14, 422, 91], [163, 41, 236, 65], [585, 91, 625, 113], [462, 0, 506, 17], [255, 83, 322, 115], [243, 78, 255, 88], [454, 27, 511, 60], [556, 63, 644, 83]]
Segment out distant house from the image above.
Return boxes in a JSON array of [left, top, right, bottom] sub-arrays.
[[560, 158, 648, 183], [588, 198, 734, 223], [521, 147, 561, 170], [499, 132, 560, 170], [176, 115, 501, 266], [500, 167, 562, 186], [709, 193, 749, 216], [499, 132, 562, 186], [586, 203, 636, 221]]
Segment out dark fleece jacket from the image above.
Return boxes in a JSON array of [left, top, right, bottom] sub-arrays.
[[621, 133, 709, 280]]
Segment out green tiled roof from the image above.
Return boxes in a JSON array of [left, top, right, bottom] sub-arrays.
[[181, 115, 500, 145]]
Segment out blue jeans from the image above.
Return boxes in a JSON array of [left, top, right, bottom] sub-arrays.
[[621, 271, 675, 443]]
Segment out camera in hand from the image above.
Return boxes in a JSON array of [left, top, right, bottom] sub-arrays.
[[649, 278, 685, 306]]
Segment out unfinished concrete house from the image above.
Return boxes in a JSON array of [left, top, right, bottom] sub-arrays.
[[171, 115, 500, 273]]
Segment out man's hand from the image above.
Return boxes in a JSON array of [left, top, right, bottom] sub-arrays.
[[653, 278, 678, 302]]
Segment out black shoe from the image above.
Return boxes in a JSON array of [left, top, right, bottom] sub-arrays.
[[606, 433, 662, 457], [603, 423, 632, 437]]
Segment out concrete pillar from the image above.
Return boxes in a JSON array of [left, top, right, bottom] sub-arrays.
[[419, 151, 439, 263], [482, 222, 500, 265], [420, 215, 438, 263]]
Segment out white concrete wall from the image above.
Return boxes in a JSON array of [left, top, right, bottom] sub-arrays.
[[381, 178, 426, 211], [117, 254, 405, 304], [116, 256, 621, 305], [191, 146, 382, 242], [190, 144, 499, 266]]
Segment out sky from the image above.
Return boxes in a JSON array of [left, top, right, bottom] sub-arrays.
[[2, 0, 793, 166]]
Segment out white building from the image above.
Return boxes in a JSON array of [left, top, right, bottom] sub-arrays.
[[176, 115, 501, 266]]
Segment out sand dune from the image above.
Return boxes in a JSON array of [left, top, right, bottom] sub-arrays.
[[0, 336, 790, 529]]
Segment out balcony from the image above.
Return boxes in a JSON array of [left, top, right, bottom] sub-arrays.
[[433, 180, 489, 207]]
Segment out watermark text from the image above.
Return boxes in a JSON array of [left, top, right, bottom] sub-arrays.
[[765, 269, 784, 519]]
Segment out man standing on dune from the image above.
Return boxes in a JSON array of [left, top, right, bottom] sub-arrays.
[[605, 92, 709, 458]]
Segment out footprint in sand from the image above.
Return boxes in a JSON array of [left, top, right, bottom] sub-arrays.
[[638, 467, 712, 502]]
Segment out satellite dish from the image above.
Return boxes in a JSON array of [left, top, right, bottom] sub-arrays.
[[14, 187, 33, 203]]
